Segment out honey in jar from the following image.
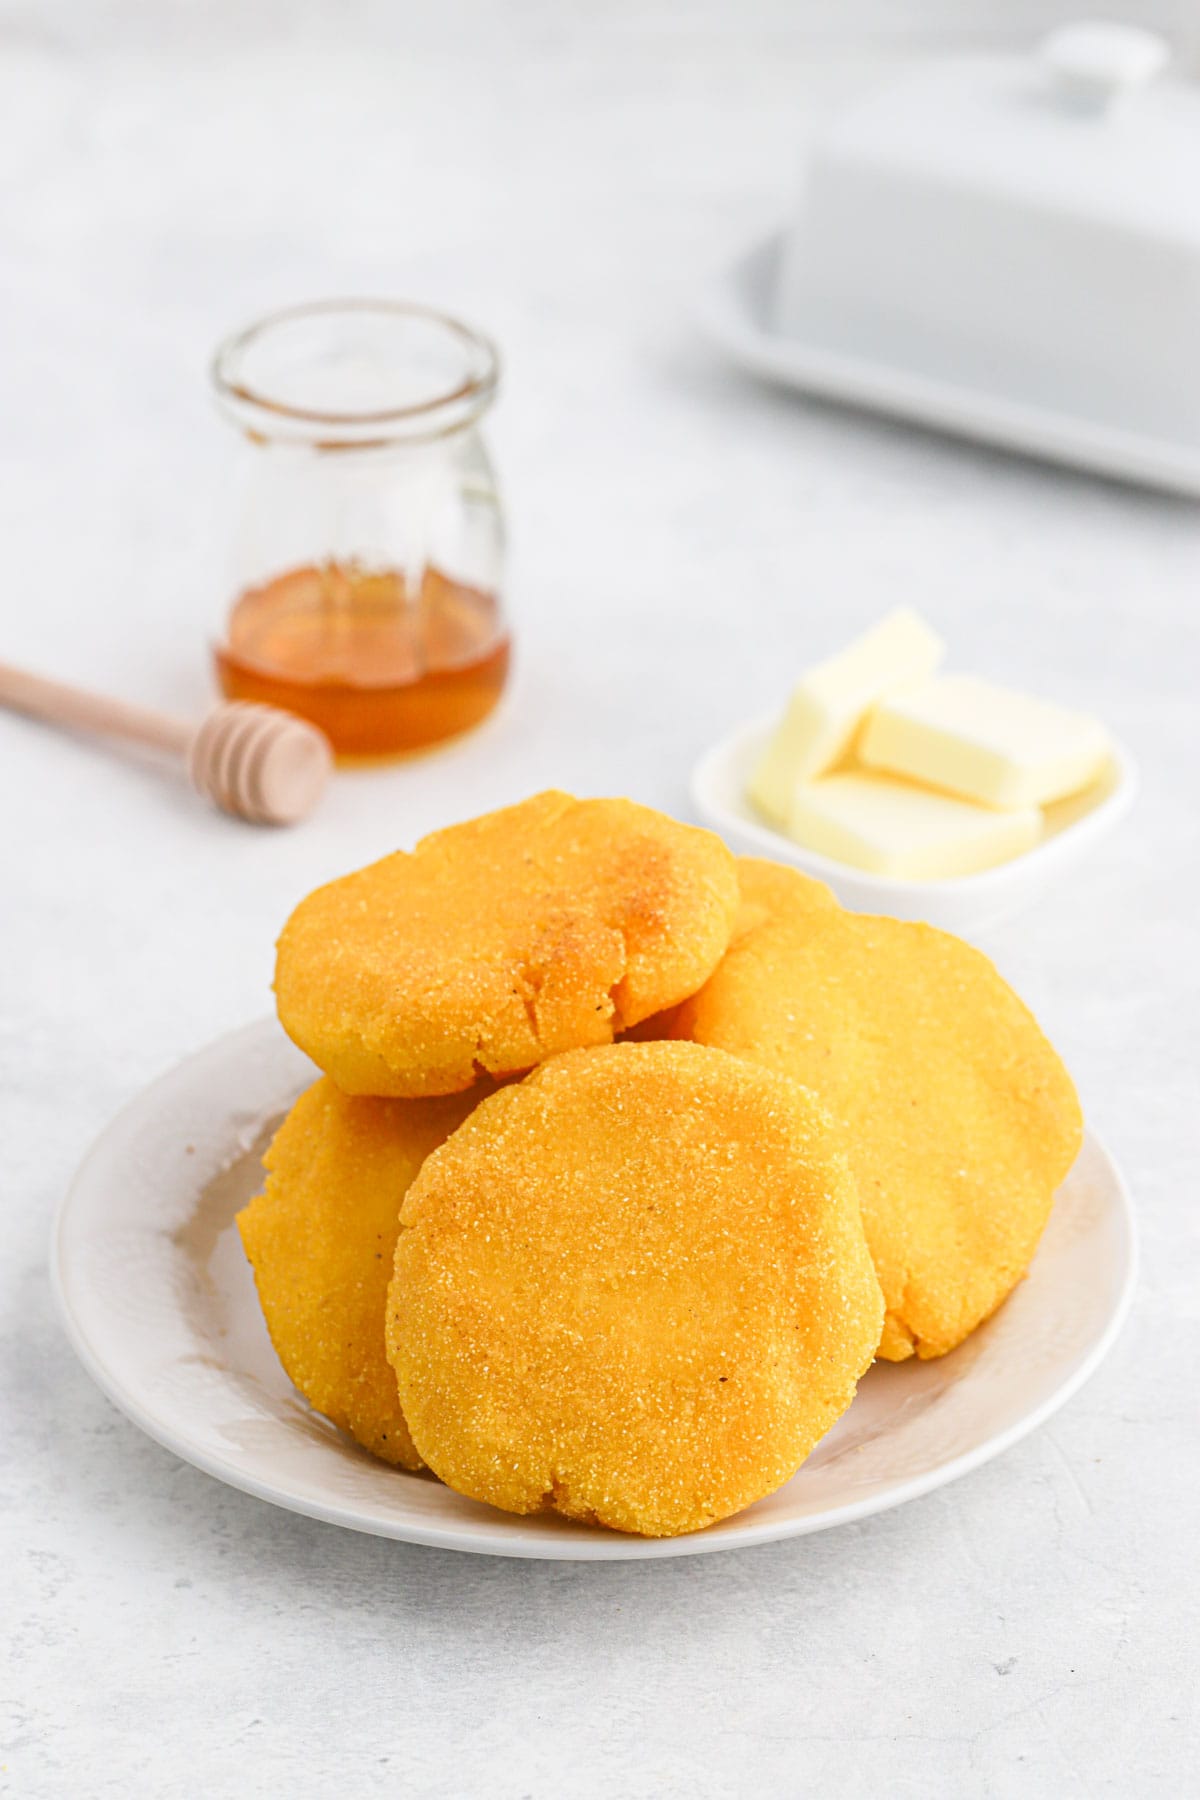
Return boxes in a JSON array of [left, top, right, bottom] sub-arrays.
[[215, 562, 510, 757], [211, 301, 509, 758]]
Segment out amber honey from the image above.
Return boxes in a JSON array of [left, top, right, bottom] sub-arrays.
[[214, 562, 510, 757]]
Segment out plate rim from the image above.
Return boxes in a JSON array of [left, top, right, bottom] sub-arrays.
[[50, 1018, 1140, 1561], [697, 230, 1200, 499]]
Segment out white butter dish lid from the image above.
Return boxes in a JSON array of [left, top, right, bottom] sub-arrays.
[[770, 23, 1200, 451], [799, 27, 1195, 236]]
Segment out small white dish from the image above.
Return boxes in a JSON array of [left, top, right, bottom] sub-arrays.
[[53, 1019, 1136, 1561], [691, 714, 1137, 935], [697, 233, 1200, 498]]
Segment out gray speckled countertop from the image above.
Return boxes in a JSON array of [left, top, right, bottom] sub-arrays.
[[2, 4, 1196, 1794]]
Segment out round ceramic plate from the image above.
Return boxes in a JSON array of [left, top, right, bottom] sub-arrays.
[[52, 1019, 1137, 1561]]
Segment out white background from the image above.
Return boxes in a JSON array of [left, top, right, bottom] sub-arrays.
[[2, 3, 1197, 1795]]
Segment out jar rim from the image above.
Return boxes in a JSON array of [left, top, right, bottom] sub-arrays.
[[211, 298, 500, 442]]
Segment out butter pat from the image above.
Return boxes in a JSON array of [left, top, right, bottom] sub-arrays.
[[861, 674, 1110, 809], [749, 608, 945, 825], [788, 771, 1041, 879]]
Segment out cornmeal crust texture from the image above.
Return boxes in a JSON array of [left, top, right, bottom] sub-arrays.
[[730, 856, 839, 939], [274, 791, 739, 1097], [674, 911, 1083, 1360], [237, 1076, 487, 1467], [386, 1040, 883, 1537], [618, 858, 838, 1043]]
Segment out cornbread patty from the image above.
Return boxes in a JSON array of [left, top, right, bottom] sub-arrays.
[[274, 790, 739, 1097], [729, 855, 839, 939], [387, 1040, 883, 1538], [674, 910, 1082, 1360], [618, 857, 838, 1044], [238, 1076, 488, 1468]]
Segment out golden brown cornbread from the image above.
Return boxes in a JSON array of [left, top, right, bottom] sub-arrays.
[[274, 790, 739, 1097], [386, 1040, 883, 1537], [730, 856, 839, 938], [237, 1076, 488, 1467], [674, 910, 1082, 1360], [618, 858, 837, 1044]]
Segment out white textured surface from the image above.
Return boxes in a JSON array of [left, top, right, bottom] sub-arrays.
[[1, 4, 1197, 1795]]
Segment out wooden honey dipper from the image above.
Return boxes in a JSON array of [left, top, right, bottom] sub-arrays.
[[0, 660, 333, 826]]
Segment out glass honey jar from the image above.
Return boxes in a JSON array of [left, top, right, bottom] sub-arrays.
[[210, 300, 509, 758]]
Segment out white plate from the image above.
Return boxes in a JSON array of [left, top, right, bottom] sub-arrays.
[[692, 715, 1137, 936], [52, 1019, 1136, 1561], [697, 233, 1200, 499]]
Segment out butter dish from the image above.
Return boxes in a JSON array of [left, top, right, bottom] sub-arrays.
[[691, 715, 1137, 935], [698, 24, 1200, 495]]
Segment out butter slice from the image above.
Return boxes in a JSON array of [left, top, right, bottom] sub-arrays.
[[749, 608, 945, 825], [788, 771, 1041, 880], [861, 674, 1111, 809]]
